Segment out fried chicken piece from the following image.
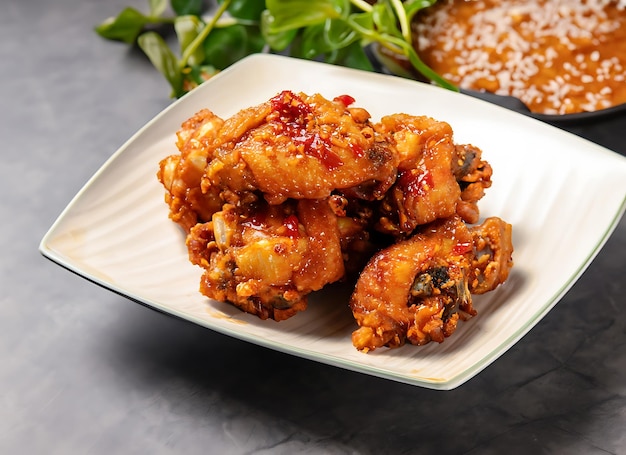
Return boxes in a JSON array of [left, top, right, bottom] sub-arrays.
[[327, 193, 384, 276], [452, 144, 493, 224], [204, 91, 398, 204], [186, 198, 345, 321], [350, 216, 474, 351], [373, 116, 496, 236], [469, 217, 514, 294], [157, 109, 225, 232], [158, 91, 514, 341], [350, 215, 514, 352], [373, 114, 462, 236]]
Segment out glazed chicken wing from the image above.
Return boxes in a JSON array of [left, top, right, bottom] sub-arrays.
[[350, 215, 513, 352], [205, 91, 398, 204], [372, 114, 492, 237], [374, 114, 460, 235], [186, 198, 345, 321], [350, 216, 474, 351]]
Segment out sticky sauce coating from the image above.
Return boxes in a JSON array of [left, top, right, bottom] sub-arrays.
[[414, 0, 626, 114]]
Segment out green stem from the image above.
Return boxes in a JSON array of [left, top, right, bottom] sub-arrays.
[[350, 0, 373, 12], [179, 0, 232, 68], [390, 0, 411, 43], [384, 32, 456, 90], [405, 45, 458, 91], [348, 16, 456, 90]]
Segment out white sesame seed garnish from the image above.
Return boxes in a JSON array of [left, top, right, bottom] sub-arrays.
[[413, 0, 626, 114]]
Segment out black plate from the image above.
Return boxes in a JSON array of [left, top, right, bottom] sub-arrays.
[[461, 89, 626, 155]]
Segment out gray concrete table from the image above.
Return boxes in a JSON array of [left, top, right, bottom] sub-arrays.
[[2, 1, 625, 454]]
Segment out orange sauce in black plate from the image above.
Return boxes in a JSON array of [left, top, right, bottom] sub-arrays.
[[413, 0, 626, 115]]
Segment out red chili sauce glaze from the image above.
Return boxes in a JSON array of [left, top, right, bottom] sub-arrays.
[[269, 91, 345, 171], [282, 214, 300, 239], [397, 167, 434, 198], [241, 209, 300, 240]]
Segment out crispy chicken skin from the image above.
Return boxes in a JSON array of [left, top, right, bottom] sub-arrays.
[[374, 114, 461, 235], [372, 115, 493, 236], [187, 198, 345, 321], [469, 217, 514, 294], [157, 91, 514, 348], [452, 144, 493, 224], [205, 91, 398, 204], [350, 216, 475, 351], [350, 216, 513, 352], [157, 109, 224, 232], [157, 90, 400, 320]]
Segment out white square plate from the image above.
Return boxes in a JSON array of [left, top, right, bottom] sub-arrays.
[[40, 54, 626, 390]]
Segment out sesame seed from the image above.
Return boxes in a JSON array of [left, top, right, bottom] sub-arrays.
[[413, 0, 626, 114]]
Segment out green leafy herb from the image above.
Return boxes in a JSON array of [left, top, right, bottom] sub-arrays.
[[95, 0, 455, 98], [137, 31, 183, 97], [95, 7, 163, 44], [171, 0, 203, 16]]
